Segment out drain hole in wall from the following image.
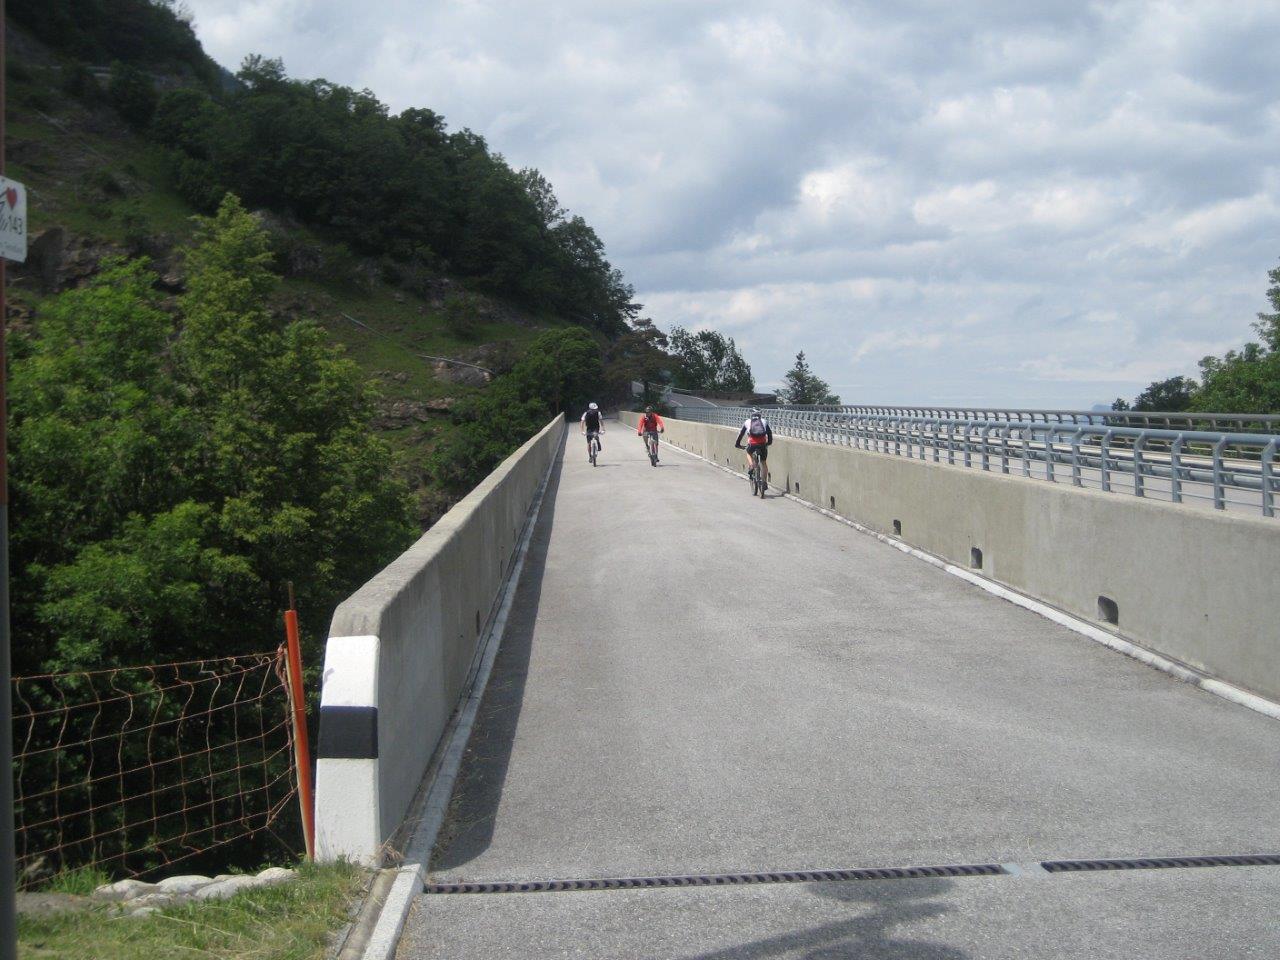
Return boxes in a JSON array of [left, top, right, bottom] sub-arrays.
[[892, 519, 902, 536], [970, 547, 983, 569], [830, 496, 836, 510], [475, 610, 481, 636], [1097, 596, 1119, 625]]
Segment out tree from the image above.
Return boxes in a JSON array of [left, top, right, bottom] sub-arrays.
[[602, 317, 672, 406], [1192, 260, 1280, 414], [778, 351, 840, 405], [11, 195, 415, 673], [1131, 376, 1197, 412], [429, 329, 603, 492], [669, 327, 754, 393], [108, 61, 158, 129]]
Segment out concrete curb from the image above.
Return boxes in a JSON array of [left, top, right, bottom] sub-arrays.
[[354, 435, 564, 960], [664, 438, 1280, 724]]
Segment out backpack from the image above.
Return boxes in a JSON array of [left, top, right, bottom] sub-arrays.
[[748, 416, 767, 437]]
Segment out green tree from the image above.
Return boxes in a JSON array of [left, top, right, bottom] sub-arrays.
[[1192, 260, 1280, 414], [778, 351, 840, 405], [442, 292, 482, 341], [429, 329, 603, 492], [669, 327, 754, 393], [11, 195, 415, 673], [1130, 376, 1197, 412], [108, 61, 159, 129], [603, 317, 672, 407]]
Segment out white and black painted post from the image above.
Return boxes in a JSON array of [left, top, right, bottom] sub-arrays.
[[314, 635, 384, 863]]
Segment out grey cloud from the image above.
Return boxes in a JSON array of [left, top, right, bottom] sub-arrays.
[[185, 0, 1280, 406]]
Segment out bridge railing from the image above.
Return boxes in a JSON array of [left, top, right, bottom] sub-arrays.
[[679, 407, 1278, 517], [761, 404, 1280, 434]]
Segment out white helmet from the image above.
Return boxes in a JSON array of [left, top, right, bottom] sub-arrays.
[[589, 402, 598, 410], [751, 407, 762, 417]]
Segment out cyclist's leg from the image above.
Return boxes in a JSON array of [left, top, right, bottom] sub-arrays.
[[759, 446, 769, 487]]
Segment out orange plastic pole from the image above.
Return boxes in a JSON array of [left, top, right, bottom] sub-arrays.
[[284, 584, 316, 860]]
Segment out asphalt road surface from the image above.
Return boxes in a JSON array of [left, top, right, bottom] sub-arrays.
[[398, 427, 1280, 959]]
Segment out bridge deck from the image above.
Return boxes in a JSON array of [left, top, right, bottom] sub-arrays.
[[399, 427, 1280, 959]]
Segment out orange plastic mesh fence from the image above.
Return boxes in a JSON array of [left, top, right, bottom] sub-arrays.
[[12, 650, 299, 886]]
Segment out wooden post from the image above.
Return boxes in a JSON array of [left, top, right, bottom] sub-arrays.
[[284, 583, 316, 860]]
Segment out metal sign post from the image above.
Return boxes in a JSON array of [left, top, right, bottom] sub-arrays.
[[0, 2, 25, 955]]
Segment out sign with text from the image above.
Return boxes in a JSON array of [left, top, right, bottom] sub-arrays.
[[0, 177, 26, 263]]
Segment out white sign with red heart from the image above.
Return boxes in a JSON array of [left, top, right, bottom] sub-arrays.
[[0, 177, 26, 263]]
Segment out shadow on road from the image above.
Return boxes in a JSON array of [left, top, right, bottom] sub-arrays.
[[679, 879, 967, 960], [429, 450, 564, 872]]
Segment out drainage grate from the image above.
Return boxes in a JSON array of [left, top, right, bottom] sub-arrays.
[[424, 862, 1007, 895], [1041, 854, 1280, 874]]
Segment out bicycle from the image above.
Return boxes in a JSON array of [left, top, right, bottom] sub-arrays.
[[643, 430, 660, 466], [587, 431, 601, 466], [747, 446, 768, 497]]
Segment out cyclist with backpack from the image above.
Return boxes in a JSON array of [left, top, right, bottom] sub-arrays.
[[636, 406, 665, 463], [580, 402, 604, 462], [735, 408, 773, 489]]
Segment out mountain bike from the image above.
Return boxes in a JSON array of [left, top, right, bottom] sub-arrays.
[[643, 431, 660, 466], [587, 431, 601, 466], [747, 446, 768, 497]]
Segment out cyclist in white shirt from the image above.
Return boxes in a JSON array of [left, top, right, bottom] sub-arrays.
[[580, 402, 604, 460], [734, 408, 773, 488]]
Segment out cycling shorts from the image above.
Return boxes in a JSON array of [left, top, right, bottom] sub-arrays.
[[747, 444, 768, 461]]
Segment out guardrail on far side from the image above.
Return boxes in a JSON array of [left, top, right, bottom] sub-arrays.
[[681, 406, 1278, 517]]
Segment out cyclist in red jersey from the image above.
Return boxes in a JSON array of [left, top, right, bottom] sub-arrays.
[[735, 408, 773, 488], [636, 406, 665, 462]]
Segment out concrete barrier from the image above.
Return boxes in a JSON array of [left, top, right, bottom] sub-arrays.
[[316, 415, 565, 864], [624, 411, 1280, 702]]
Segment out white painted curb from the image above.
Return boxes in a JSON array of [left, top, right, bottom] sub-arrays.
[[664, 437, 1280, 724], [357, 432, 564, 960]]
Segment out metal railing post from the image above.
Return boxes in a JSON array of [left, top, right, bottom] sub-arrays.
[[1133, 432, 1147, 498], [1170, 436, 1184, 504], [1263, 440, 1276, 518], [1212, 436, 1227, 510]]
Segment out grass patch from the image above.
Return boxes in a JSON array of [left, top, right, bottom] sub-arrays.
[[39, 866, 112, 897], [18, 860, 366, 960]]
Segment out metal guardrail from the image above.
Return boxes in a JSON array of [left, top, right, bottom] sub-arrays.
[[762, 404, 1280, 434], [677, 406, 1279, 518]]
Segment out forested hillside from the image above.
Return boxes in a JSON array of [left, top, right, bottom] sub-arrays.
[[2, 0, 694, 680]]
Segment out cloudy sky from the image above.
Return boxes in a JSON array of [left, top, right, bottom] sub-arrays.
[[184, 0, 1280, 407]]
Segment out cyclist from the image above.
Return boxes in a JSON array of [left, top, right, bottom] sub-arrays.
[[636, 406, 665, 462], [735, 408, 773, 489], [580, 402, 604, 460]]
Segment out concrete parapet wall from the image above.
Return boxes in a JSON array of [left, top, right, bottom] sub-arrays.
[[623, 411, 1280, 702], [316, 415, 565, 864]]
